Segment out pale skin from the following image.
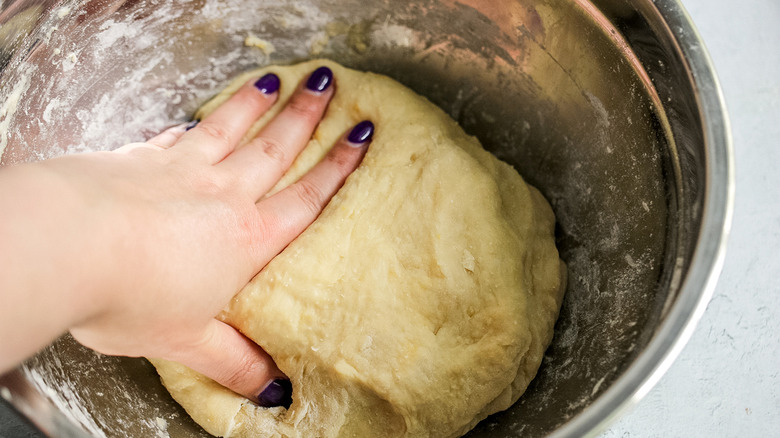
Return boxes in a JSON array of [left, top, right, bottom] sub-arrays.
[[0, 67, 370, 404]]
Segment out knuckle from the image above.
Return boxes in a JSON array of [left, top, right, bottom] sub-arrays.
[[220, 353, 261, 391], [190, 177, 222, 196], [255, 212, 280, 239], [327, 145, 359, 173], [202, 170, 234, 195], [286, 95, 323, 120], [196, 122, 232, 147], [236, 87, 267, 112], [295, 179, 326, 215], [256, 137, 287, 164], [145, 138, 169, 150], [172, 164, 231, 197]]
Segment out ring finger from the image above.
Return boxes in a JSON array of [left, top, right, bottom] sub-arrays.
[[170, 73, 282, 164]]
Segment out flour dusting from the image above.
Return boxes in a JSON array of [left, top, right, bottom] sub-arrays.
[[23, 366, 107, 438], [0, 75, 29, 159]]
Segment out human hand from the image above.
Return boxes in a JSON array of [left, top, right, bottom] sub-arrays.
[[0, 66, 373, 407]]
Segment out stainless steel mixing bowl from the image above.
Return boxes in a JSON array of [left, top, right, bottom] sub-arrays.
[[0, 0, 732, 436]]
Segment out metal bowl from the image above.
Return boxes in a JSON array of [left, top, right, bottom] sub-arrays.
[[0, 0, 732, 436]]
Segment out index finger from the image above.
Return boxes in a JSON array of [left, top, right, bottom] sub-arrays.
[[251, 121, 374, 263]]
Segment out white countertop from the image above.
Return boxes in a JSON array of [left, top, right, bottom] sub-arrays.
[[603, 0, 780, 436]]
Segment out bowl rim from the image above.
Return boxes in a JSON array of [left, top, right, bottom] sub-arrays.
[[549, 0, 735, 436]]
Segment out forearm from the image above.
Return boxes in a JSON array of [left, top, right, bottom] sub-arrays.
[[0, 160, 109, 372]]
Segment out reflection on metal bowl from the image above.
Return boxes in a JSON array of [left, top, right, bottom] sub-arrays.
[[0, 0, 732, 437]]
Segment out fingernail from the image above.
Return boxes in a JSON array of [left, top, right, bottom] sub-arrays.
[[347, 120, 374, 146], [305, 66, 333, 93], [185, 120, 199, 131], [254, 73, 280, 95], [257, 378, 292, 409]]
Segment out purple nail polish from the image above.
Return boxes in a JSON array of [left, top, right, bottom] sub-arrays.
[[347, 120, 374, 145], [254, 73, 280, 95], [185, 120, 199, 131], [305, 66, 333, 93], [257, 378, 292, 408]]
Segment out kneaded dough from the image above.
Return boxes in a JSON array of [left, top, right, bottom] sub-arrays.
[[151, 60, 566, 438]]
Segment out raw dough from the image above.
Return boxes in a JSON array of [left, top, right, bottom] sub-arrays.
[[151, 60, 566, 438]]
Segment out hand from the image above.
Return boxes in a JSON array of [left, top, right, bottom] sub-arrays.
[[0, 66, 373, 406]]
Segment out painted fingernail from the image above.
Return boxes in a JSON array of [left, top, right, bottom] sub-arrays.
[[257, 378, 292, 409], [305, 66, 333, 93], [347, 120, 374, 146], [254, 73, 280, 95], [185, 119, 199, 131]]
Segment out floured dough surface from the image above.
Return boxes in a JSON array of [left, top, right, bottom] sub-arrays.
[[151, 60, 565, 438]]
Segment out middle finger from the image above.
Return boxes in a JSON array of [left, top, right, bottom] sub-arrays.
[[218, 66, 335, 201]]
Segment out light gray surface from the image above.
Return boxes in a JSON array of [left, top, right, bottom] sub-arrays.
[[603, 0, 780, 436]]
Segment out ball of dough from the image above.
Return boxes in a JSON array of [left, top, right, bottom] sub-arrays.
[[151, 60, 565, 438]]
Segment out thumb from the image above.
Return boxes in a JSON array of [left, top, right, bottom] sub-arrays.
[[167, 319, 292, 408]]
